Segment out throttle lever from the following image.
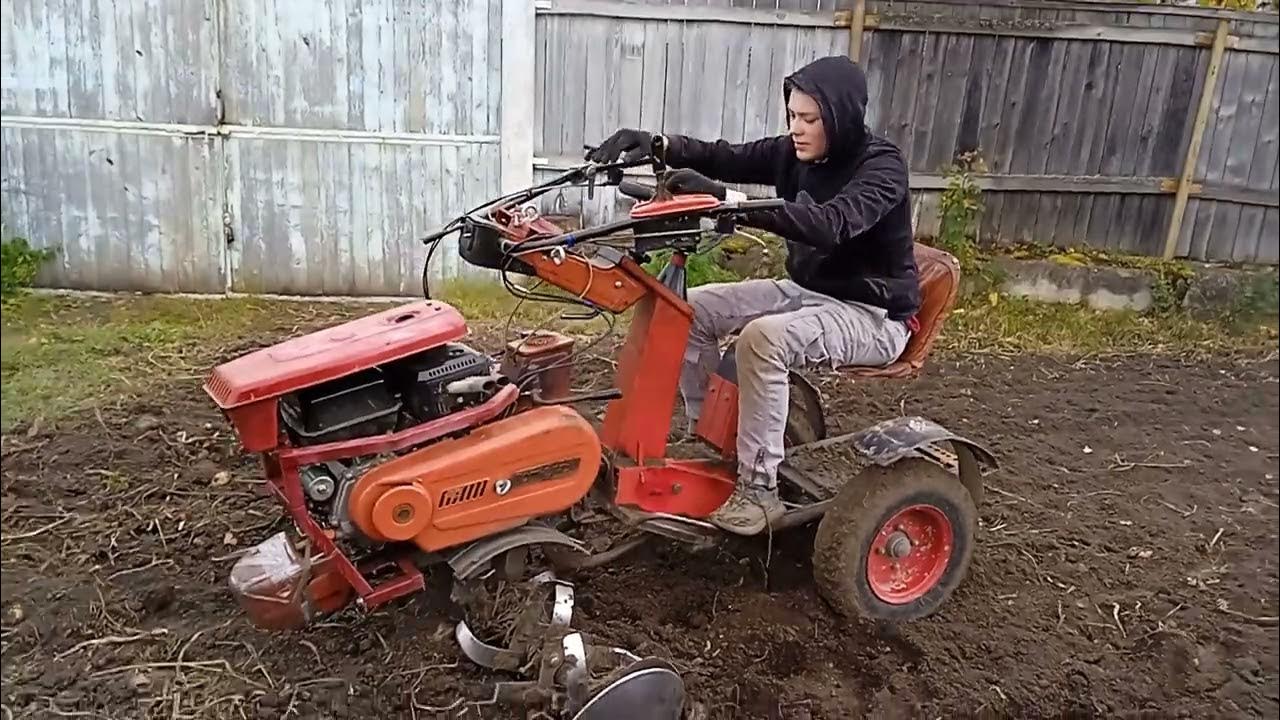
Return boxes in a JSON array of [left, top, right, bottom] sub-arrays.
[[649, 135, 675, 201], [650, 135, 668, 173]]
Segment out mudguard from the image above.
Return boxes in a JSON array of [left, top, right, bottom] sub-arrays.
[[448, 525, 587, 581], [790, 416, 997, 506], [846, 416, 997, 471]]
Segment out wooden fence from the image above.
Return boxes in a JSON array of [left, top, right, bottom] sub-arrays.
[[533, 0, 1280, 265], [3, 0, 1276, 296]]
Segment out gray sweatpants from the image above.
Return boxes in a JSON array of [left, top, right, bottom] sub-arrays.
[[678, 279, 911, 491]]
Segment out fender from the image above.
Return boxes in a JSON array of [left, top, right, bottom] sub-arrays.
[[448, 525, 587, 581], [846, 416, 997, 469], [791, 416, 998, 505]]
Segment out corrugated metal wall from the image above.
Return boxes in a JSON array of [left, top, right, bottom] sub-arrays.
[[1, 0, 225, 292], [1, 0, 503, 295], [532, 0, 1280, 264], [217, 0, 502, 295]]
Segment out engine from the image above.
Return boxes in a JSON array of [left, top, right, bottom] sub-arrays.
[[278, 342, 499, 446], [207, 300, 609, 630], [273, 342, 507, 537]]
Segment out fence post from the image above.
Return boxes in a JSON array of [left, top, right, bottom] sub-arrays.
[[1162, 18, 1230, 261], [848, 0, 868, 63], [501, 0, 537, 194]]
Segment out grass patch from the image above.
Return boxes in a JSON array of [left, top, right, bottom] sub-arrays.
[[2, 294, 324, 430], [942, 293, 1276, 356], [0, 279, 561, 432], [3, 275, 1275, 432]]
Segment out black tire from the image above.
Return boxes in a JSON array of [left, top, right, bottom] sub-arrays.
[[812, 459, 977, 623]]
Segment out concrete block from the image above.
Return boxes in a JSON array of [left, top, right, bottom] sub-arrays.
[[993, 257, 1153, 312], [1183, 266, 1280, 320]]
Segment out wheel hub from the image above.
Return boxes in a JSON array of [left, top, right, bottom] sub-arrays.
[[885, 531, 912, 559], [866, 504, 954, 604]]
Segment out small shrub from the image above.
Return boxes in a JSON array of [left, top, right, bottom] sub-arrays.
[[1, 237, 56, 299], [1148, 261, 1196, 315], [1197, 0, 1260, 9], [643, 246, 741, 288], [936, 151, 986, 273], [718, 230, 787, 280]]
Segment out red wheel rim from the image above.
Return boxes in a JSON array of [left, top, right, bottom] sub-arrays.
[[865, 504, 954, 604]]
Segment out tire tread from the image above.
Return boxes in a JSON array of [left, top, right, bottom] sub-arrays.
[[812, 458, 977, 622]]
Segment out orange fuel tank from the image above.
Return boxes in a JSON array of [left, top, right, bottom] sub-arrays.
[[346, 405, 602, 552]]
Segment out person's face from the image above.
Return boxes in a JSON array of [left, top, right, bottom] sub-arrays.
[[787, 90, 827, 162]]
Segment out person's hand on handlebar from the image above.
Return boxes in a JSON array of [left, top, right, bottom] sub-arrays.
[[660, 168, 728, 199], [586, 128, 653, 163]]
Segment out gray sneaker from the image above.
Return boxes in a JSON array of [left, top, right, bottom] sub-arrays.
[[707, 485, 785, 536]]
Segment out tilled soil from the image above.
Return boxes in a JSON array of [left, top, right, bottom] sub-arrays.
[[2, 341, 1277, 720]]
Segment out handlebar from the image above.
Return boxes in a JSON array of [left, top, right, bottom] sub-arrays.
[[420, 156, 654, 245], [502, 197, 785, 254], [422, 146, 787, 261]]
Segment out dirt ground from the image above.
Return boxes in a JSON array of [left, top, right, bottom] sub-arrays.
[[2, 323, 1277, 719]]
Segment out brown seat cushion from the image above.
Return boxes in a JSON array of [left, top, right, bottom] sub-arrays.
[[843, 242, 960, 379]]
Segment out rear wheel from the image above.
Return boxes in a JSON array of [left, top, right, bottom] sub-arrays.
[[812, 459, 976, 622]]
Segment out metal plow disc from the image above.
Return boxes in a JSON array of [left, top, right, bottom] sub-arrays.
[[570, 659, 685, 720]]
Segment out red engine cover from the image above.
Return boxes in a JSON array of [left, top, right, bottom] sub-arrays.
[[204, 301, 467, 452], [205, 300, 467, 409]]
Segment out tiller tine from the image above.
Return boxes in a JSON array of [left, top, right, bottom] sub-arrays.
[[453, 572, 679, 718]]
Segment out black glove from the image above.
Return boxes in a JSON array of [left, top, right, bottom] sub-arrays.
[[586, 128, 653, 163], [660, 168, 726, 199]]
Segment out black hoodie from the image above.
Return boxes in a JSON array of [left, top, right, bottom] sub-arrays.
[[664, 55, 921, 321]]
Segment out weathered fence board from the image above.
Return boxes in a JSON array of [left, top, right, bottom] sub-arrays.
[[0, 126, 225, 291], [1, 0, 219, 123], [2, 0, 504, 295], [218, 0, 500, 135], [534, 0, 1278, 264], [224, 139, 498, 296]]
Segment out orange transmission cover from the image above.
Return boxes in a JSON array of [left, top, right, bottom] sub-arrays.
[[346, 405, 601, 552]]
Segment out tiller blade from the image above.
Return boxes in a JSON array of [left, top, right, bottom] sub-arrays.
[[452, 572, 683, 718]]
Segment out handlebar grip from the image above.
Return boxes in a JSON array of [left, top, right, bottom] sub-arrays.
[[617, 181, 656, 201], [734, 198, 786, 212], [421, 224, 459, 244]]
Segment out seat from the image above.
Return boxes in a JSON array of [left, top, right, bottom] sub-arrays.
[[843, 242, 961, 379]]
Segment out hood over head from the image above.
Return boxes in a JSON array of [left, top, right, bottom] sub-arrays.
[[783, 55, 869, 161]]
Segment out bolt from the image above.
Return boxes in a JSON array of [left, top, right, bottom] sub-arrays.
[[886, 531, 912, 559], [614, 280, 623, 288], [393, 505, 414, 524], [671, 483, 682, 495]]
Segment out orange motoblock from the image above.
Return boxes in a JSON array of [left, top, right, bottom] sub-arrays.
[[204, 140, 997, 633]]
